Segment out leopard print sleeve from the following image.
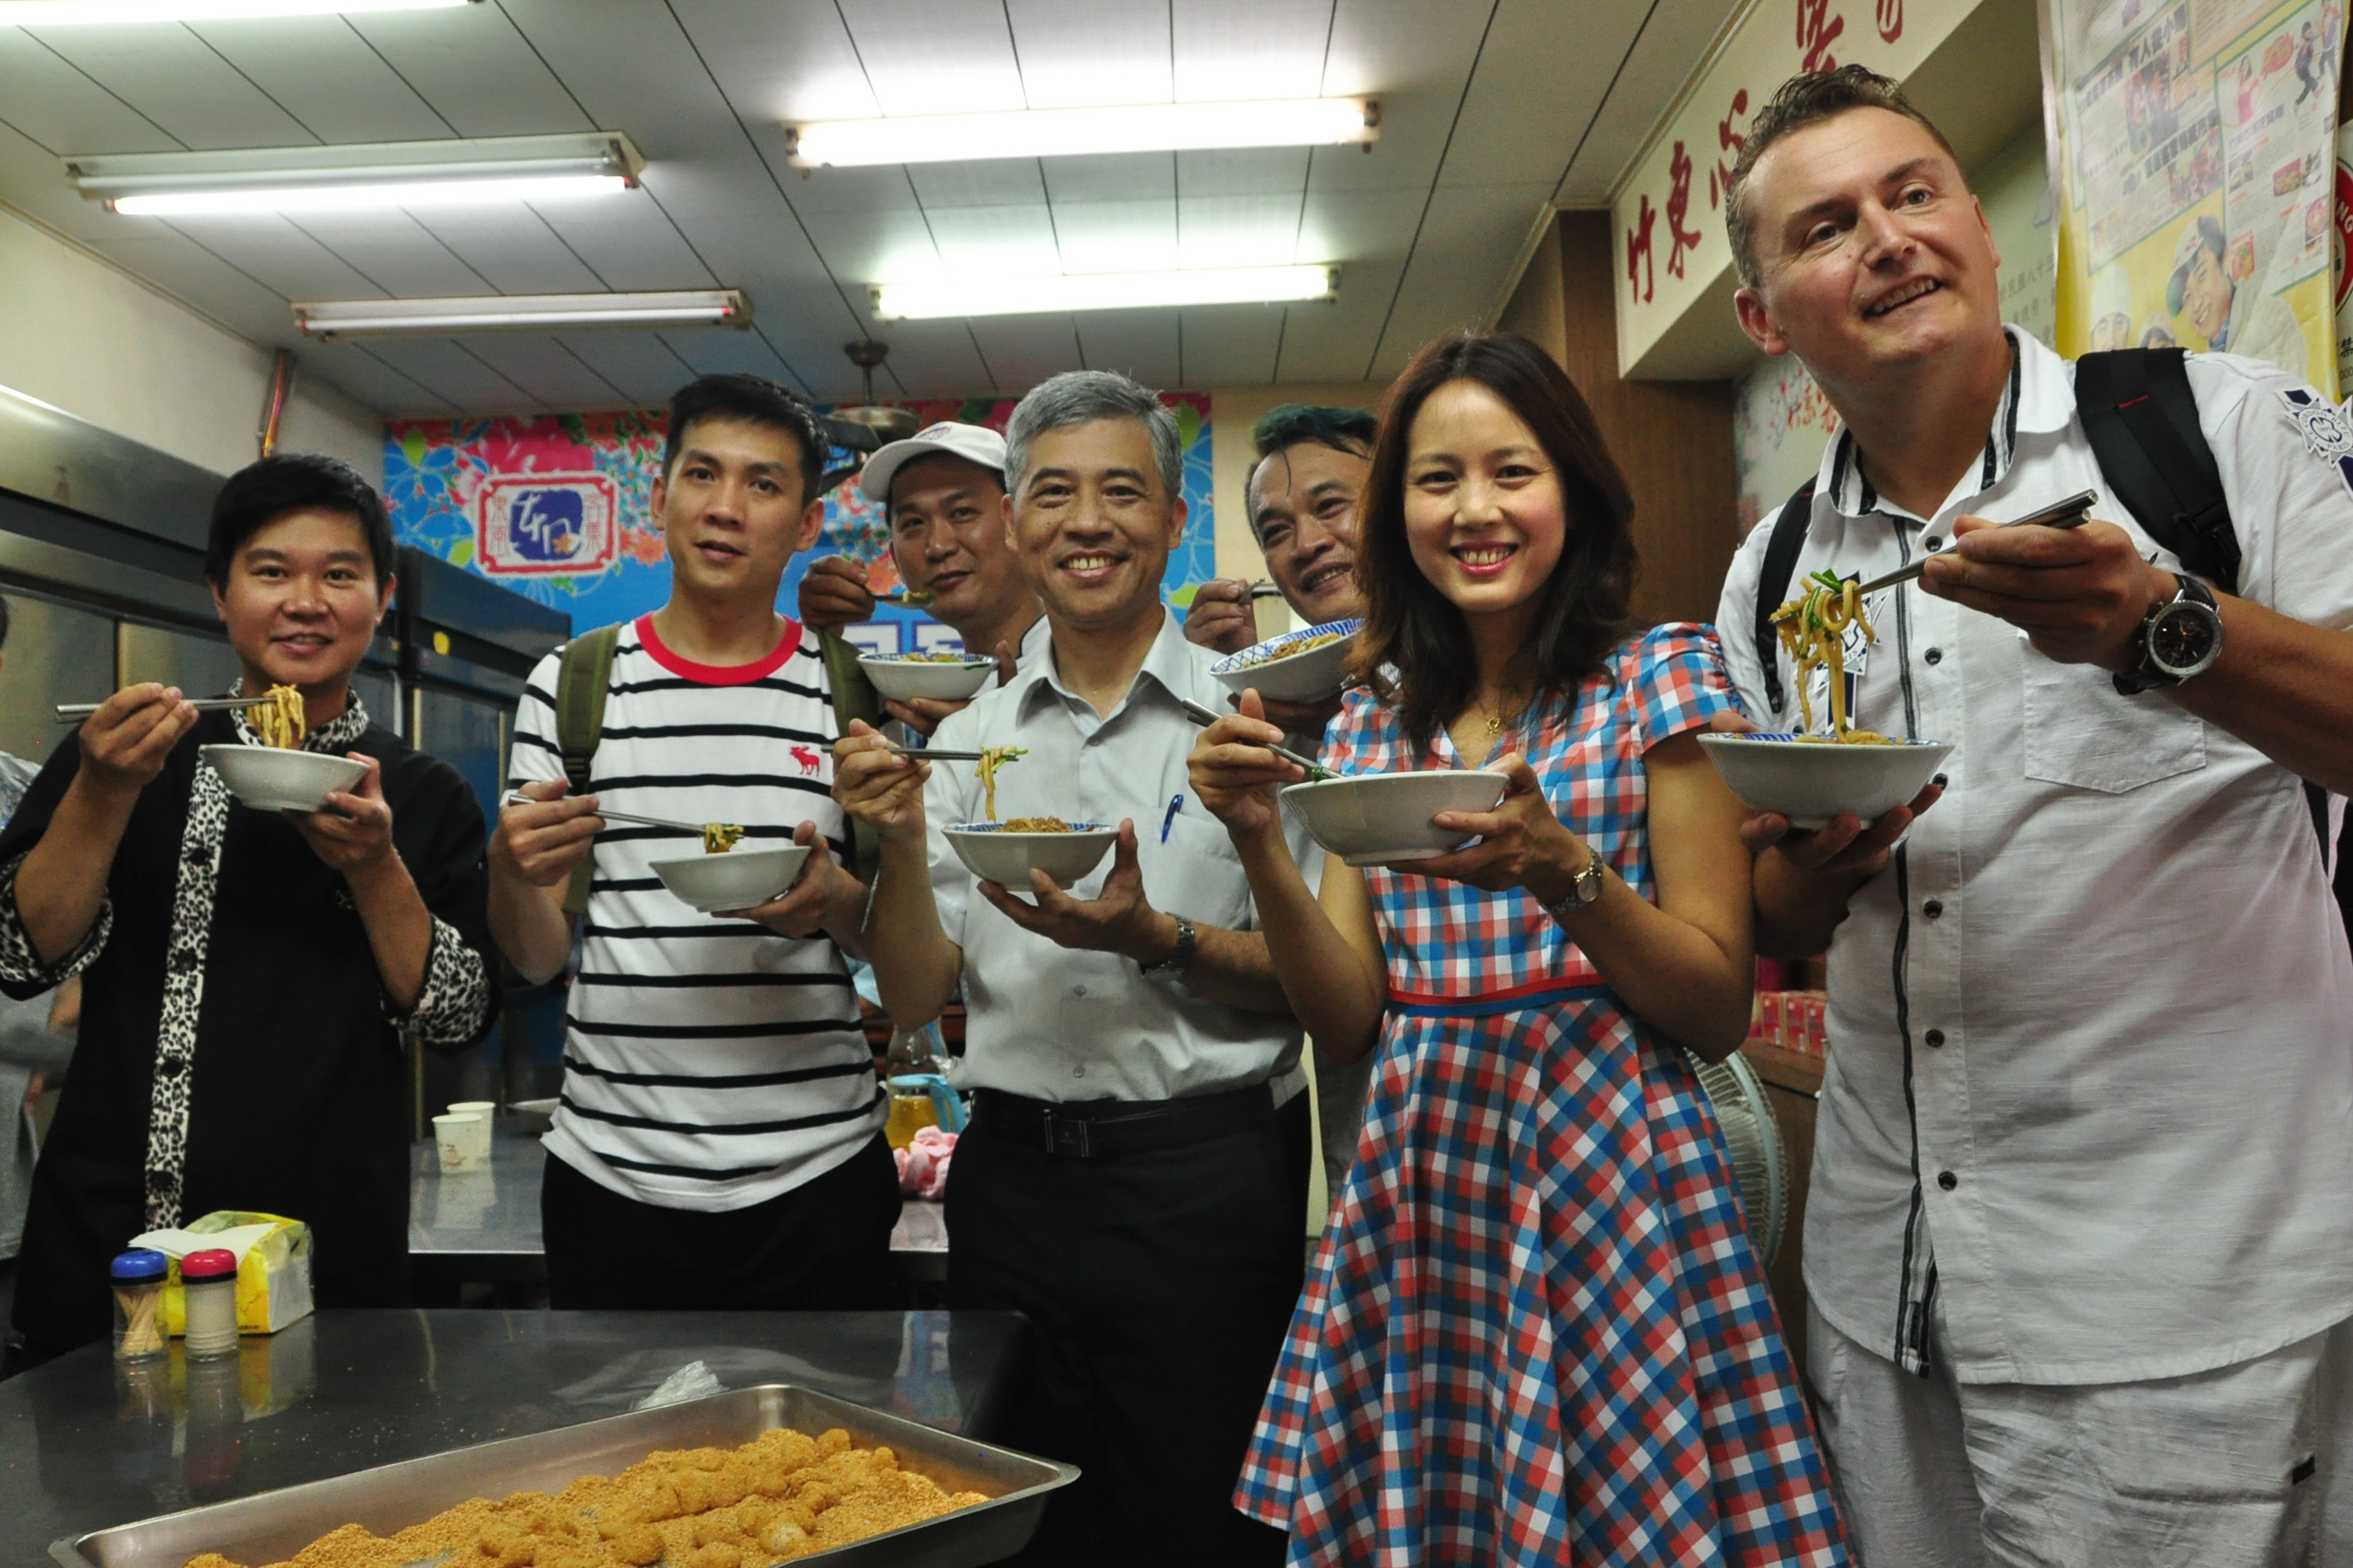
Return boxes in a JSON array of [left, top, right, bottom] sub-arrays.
[[385, 913, 494, 1046], [0, 850, 112, 988]]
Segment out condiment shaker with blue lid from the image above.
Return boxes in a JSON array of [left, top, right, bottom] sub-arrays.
[[109, 1249, 168, 1360]]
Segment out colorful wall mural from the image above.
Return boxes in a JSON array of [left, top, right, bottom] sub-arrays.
[[384, 394, 1218, 652]]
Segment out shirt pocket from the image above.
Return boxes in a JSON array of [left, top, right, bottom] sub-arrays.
[[2021, 651, 2206, 793], [1145, 814, 1254, 931]]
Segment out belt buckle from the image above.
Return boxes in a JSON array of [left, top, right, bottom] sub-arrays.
[[1042, 1111, 1091, 1159]]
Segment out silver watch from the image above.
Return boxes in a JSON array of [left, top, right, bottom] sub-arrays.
[[1540, 848, 1607, 921], [1139, 913, 1197, 980]]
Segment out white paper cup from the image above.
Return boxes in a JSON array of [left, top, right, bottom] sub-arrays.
[[446, 1102, 495, 1163], [433, 1113, 486, 1172]]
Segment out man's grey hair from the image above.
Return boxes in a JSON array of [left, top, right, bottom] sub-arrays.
[[1004, 371, 1183, 501]]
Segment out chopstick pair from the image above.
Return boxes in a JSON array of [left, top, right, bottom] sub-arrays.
[[498, 790, 710, 837], [54, 696, 263, 722], [1174, 696, 1337, 781]]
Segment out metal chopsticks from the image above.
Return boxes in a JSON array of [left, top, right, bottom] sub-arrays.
[[1850, 489, 2100, 597], [1174, 696, 1337, 781], [55, 697, 267, 722], [498, 790, 710, 836]]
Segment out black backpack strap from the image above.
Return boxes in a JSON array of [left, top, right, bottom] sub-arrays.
[[554, 623, 621, 918], [2073, 348, 2241, 592], [1754, 480, 1818, 716]]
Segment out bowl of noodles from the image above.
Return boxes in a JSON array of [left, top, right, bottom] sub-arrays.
[[1696, 733, 1952, 830], [1209, 619, 1360, 704], [859, 652, 999, 703], [945, 821, 1118, 889], [1279, 769, 1510, 866], [199, 685, 367, 811], [649, 842, 813, 912]]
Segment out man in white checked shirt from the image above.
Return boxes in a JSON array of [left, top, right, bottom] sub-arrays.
[[489, 374, 896, 1312]]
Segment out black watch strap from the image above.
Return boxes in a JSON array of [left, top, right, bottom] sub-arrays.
[[2113, 573, 2216, 694]]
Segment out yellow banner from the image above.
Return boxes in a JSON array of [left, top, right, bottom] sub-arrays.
[[2045, 0, 2342, 394]]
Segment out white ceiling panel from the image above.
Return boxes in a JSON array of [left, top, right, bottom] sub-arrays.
[[1553, 0, 1741, 201], [1179, 192, 1308, 268], [527, 188, 718, 292], [360, 336, 544, 412], [834, 2, 1026, 118], [0, 28, 180, 156], [453, 334, 633, 409], [342, 5, 594, 140], [905, 157, 1047, 210], [921, 202, 1064, 276], [1365, 180, 1553, 373], [552, 330, 698, 408], [1071, 307, 1181, 388], [674, 0, 878, 124], [1176, 302, 1285, 387], [1005, 0, 1170, 109], [157, 212, 384, 300], [0, 1, 1749, 411], [24, 23, 318, 149], [187, 17, 455, 146], [1172, 0, 1334, 101], [409, 207, 612, 294], [1270, 257, 1405, 380], [1040, 150, 1173, 205], [285, 209, 494, 297], [1050, 199, 1178, 274]]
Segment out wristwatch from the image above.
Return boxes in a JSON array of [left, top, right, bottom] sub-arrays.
[[2113, 572, 2224, 694], [1540, 846, 1608, 922], [1139, 913, 1197, 981]]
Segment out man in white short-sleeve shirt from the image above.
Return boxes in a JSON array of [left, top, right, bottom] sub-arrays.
[[1716, 69, 2353, 1564], [489, 374, 895, 1314], [837, 371, 1312, 1568]]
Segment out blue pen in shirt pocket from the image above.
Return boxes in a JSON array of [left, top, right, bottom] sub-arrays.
[[1160, 793, 1184, 843]]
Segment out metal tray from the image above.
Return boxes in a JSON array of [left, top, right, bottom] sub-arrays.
[[53, 1384, 1078, 1568]]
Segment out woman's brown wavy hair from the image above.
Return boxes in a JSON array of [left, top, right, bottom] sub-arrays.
[[1349, 331, 1638, 756]]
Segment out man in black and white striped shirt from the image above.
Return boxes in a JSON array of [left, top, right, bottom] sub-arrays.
[[489, 374, 895, 1311]]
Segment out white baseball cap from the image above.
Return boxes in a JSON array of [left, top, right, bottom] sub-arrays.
[[856, 421, 1008, 506]]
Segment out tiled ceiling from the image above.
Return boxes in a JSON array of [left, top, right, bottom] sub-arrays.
[[0, 0, 1737, 416]]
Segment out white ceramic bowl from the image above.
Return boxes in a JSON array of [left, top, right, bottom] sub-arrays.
[[1696, 733, 1954, 830], [857, 653, 998, 702], [1209, 619, 1361, 704], [649, 844, 813, 912], [200, 744, 369, 812], [1279, 769, 1510, 866], [945, 822, 1118, 888]]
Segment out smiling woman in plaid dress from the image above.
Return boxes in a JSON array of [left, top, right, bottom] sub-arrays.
[[1189, 332, 1846, 1566]]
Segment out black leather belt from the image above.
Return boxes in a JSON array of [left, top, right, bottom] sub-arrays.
[[972, 1082, 1275, 1160]]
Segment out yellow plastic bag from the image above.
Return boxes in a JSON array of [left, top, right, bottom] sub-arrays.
[[131, 1211, 314, 1337]]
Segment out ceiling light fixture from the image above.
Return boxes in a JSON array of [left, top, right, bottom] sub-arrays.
[[67, 132, 641, 215], [291, 290, 749, 337], [787, 97, 1377, 168], [870, 265, 1338, 320], [3, 0, 473, 22]]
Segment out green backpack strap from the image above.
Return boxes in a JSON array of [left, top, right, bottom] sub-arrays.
[[820, 630, 885, 887], [554, 623, 621, 917]]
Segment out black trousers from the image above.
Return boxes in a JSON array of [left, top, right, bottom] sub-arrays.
[[540, 1135, 900, 1311], [947, 1086, 1311, 1568]]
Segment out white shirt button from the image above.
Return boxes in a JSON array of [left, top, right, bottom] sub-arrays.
[[1072, 1064, 1086, 1077]]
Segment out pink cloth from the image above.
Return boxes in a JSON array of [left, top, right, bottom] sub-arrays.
[[894, 1126, 956, 1199]]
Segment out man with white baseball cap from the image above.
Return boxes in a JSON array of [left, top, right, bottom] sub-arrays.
[[800, 421, 1045, 736]]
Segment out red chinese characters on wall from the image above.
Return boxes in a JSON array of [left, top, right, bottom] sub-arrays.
[[1666, 142, 1704, 277], [1798, 0, 1844, 71], [1877, 0, 1904, 42], [1710, 89, 1751, 210], [1627, 193, 1658, 303]]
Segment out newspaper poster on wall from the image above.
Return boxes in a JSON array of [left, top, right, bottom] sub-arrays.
[[2043, 0, 2343, 395]]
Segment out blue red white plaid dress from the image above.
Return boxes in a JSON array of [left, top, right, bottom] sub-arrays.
[[1235, 626, 1849, 1567]]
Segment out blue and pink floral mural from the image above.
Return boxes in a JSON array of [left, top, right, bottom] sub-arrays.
[[384, 394, 1218, 652]]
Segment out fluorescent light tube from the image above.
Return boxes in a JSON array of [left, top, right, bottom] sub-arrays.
[[3, 0, 471, 20], [788, 98, 1377, 168], [68, 133, 640, 215], [293, 290, 749, 337], [871, 266, 1337, 320]]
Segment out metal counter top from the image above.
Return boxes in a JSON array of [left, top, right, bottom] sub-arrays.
[[409, 1127, 950, 1284], [0, 1308, 1027, 1568]]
